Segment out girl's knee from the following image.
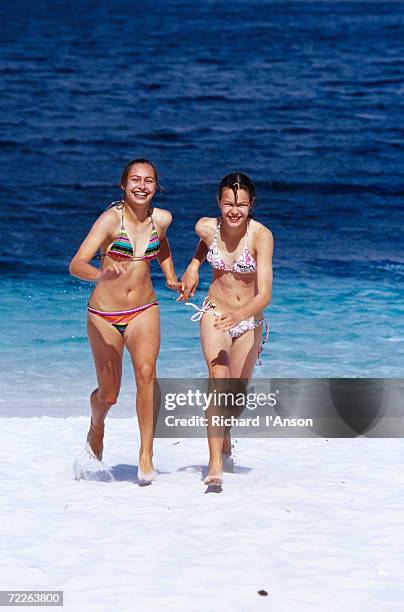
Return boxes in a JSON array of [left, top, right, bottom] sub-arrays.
[[209, 365, 230, 379], [135, 363, 155, 385]]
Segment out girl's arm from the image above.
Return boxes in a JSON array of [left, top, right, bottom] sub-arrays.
[[178, 239, 209, 302], [156, 210, 182, 292], [158, 236, 182, 291], [178, 218, 211, 302], [69, 212, 128, 282]]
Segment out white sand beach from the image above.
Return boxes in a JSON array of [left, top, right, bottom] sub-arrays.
[[1, 416, 404, 611]]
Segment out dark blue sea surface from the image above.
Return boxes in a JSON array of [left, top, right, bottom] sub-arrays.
[[0, 1, 403, 411]]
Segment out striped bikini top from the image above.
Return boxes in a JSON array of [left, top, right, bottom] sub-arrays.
[[207, 219, 257, 274], [106, 205, 160, 262]]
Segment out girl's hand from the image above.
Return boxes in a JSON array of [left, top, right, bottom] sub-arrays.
[[213, 311, 242, 332], [178, 266, 199, 302], [166, 278, 182, 293], [97, 262, 129, 281]]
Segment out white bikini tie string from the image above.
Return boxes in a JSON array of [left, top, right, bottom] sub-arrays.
[[185, 297, 219, 322]]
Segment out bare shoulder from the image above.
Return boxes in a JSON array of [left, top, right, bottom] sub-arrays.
[[195, 217, 218, 243], [90, 206, 121, 233], [152, 207, 172, 230], [249, 219, 274, 245]]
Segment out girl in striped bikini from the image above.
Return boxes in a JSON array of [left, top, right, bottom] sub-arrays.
[[70, 159, 180, 484]]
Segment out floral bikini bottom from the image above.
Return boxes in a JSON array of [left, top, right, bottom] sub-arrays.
[[186, 296, 269, 363]]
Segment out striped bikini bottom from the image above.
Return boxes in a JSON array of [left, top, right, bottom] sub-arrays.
[[87, 300, 158, 336]]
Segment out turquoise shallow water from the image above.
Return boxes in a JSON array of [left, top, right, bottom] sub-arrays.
[[1, 266, 403, 417], [1, 2, 404, 416]]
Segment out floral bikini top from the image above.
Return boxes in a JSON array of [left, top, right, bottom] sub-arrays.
[[106, 205, 160, 262], [207, 219, 257, 274]]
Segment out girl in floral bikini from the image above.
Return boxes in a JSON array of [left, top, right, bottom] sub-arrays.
[[180, 172, 274, 487]]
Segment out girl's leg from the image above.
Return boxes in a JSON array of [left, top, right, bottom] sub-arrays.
[[124, 305, 160, 476], [229, 323, 263, 379], [222, 324, 263, 455], [200, 314, 232, 482], [87, 312, 125, 459]]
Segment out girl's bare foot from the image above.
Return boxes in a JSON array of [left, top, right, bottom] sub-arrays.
[[86, 418, 104, 461], [138, 451, 156, 483], [204, 459, 223, 485]]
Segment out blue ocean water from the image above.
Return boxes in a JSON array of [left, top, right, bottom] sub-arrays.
[[1, 1, 403, 415]]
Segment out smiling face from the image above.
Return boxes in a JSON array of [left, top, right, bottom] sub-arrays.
[[218, 187, 252, 228], [121, 163, 157, 208]]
